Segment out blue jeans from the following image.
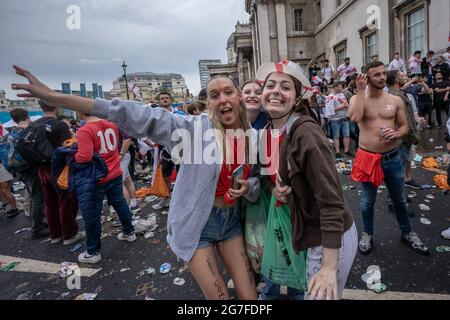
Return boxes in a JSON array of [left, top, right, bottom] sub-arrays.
[[360, 152, 412, 236], [260, 276, 304, 300], [329, 119, 350, 139], [83, 176, 134, 255]]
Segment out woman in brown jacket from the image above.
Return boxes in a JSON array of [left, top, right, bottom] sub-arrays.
[[257, 60, 358, 300]]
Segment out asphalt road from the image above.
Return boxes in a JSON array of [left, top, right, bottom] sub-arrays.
[[0, 129, 449, 300]]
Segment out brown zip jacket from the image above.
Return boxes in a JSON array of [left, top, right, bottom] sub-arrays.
[[278, 115, 354, 253]]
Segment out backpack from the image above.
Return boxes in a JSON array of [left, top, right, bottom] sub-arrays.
[[17, 119, 56, 165], [0, 136, 10, 169], [0, 128, 31, 173]]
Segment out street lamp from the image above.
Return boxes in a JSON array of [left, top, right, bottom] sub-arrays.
[[121, 61, 130, 100]]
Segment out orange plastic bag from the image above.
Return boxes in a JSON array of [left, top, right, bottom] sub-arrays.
[[57, 165, 70, 190], [434, 175, 450, 190], [56, 138, 78, 191], [135, 165, 169, 199], [422, 158, 439, 169]]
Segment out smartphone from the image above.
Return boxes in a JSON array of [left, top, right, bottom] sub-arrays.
[[231, 165, 244, 189]]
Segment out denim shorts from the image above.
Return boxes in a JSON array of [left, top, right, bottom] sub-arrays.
[[197, 206, 243, 249], [329, 119, 350, 139]]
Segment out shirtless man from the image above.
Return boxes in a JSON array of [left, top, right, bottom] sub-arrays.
[[348, 61, 429, 255]]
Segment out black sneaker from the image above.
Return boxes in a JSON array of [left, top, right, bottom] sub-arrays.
[[401, 232, 429, 255], [405, 180, 422, 190], [336, 153, 343, 160], [31, 227, 50, 240], [6, 209, 20, 219], [345, 151, 354, 157]]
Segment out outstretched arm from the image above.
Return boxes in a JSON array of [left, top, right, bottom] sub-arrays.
[[11, 65, 206, 153], [12, 65, 95, 114]]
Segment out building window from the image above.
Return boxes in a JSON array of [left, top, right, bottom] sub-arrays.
[[365, 32, 378, 64], [336, 47, 346, 66], [336, 0, 342, 7], [294, 9, 304, 32], [406, 7, 425, 58]]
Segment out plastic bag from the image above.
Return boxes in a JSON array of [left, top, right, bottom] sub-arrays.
[[145, 165, 170, 199], [422, 157, 439, 169], [261, 195, 308, 291], [434, 174, 450, 191], [244, 189, 270, 274], [57, 165, 70, 190]]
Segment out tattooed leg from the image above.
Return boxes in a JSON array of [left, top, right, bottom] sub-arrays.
[[218, 236, 258, 300], [188, 246, 230, 300]]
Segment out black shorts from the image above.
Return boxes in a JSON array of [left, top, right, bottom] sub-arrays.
[[418, 101, 432, 116]]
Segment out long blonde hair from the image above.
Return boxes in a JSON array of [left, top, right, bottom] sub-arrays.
[[206, 75, 252, 164]]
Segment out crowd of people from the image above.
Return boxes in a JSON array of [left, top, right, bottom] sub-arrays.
[[1, 48, 449, 300]]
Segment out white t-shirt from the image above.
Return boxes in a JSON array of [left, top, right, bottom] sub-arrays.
[[408, 57, 422, 75], [321, 66, 335, 81], [444, 52, 450, 66], [388, 59, 406, 73], [337, 64, 357, 81], [325, 93, 348, 120]]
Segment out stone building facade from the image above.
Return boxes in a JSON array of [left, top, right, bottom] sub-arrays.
[[245, 0, 449, 73]]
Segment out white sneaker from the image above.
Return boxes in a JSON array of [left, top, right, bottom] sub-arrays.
[[118, 232, 137, 242], [78, 251, 101, 264], [51, 237, 62, 244], [152, 199, 170, 210], [442, 228, 450, 240], [63, 231, 86, 246]]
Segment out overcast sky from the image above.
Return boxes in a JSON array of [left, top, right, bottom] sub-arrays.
[[0, 0, 249, 99]]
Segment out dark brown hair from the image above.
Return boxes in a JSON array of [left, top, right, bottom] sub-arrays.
[[365, 61, 385, 73], [10, 108, 29, 123], [288, 75, 313, 117], [38, 100, 57, 113]]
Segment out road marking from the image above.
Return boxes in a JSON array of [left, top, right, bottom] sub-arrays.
[[278, 286, 449, 300], [0, 255, 101, 278], [343, 289, 450, 300]]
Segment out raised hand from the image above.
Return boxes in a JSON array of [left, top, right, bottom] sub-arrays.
[[11, 65, 56, 103], [356, 73, 368, 92]]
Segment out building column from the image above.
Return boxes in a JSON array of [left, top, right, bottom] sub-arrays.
[[251, 17, 259, 72], [257, 3, 271, 63], [275, 1, 288, 61], [238, 50, 245, 86]]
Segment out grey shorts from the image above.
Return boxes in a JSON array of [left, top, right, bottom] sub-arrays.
[[305, 223, 358, 300], [120, 153, 131, 181], [197, 206, 243, 249], [0, 163, 13, 183]]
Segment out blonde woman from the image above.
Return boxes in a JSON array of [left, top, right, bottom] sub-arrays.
[[12, 66, 258, 300]]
